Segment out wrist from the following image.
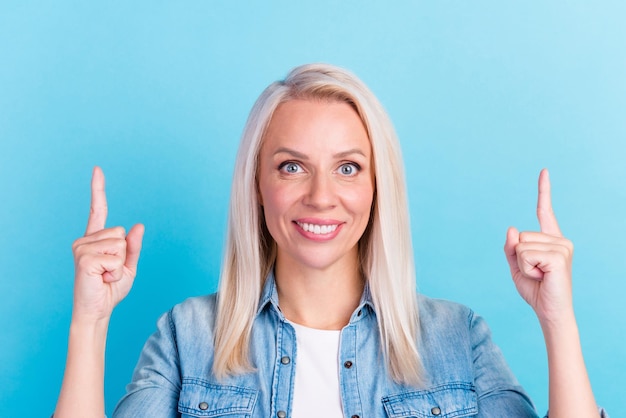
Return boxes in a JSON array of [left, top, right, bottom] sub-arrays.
[[70, 305, 113, 328], [68, 316, 110, 349], [537, 309, 577, 335], [539, 311, 583, 361]]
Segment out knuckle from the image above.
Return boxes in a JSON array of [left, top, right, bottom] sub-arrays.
[[557, 242, 573, 258], [537, 206, 553, 217], [72, 238, 82, 252], [72, 240, 88, 256], [519, 261, 533, 275], [75, 253, 94, 269], [536, 207, 545, 218], [112, 226, 126, 236], [90, 203, 108, 216], [114, 239, 128, 254], [110, 259, 124, 271]]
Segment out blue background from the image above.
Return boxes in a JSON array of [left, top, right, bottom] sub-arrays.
[[1, 1, 624, 416]]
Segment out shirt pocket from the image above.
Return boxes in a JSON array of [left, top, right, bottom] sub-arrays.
[[382, 382, 478, 418], [178, 377, 258, 417]]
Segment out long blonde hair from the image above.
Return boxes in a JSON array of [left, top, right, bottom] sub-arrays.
[[213, 63, 423, 386]]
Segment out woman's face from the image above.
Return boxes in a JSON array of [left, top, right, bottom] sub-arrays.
[[257, 99, 375, 274]]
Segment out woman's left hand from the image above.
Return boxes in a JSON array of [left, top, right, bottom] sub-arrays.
[[504, 169, 575, 325]]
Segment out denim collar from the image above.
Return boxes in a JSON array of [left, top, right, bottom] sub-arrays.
[[256, 270, 281, 317]]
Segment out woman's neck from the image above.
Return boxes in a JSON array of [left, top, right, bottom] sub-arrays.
[[274, 258, 365, 330]]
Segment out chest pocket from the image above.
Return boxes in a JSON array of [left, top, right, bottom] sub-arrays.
[[178, 377, 258, 417], [382, 382, 478, 418]]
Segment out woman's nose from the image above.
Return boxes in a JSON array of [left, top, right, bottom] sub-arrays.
[[303, 173, 337, 209]]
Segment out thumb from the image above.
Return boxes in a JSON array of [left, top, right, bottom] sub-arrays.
[[125, 223, 145, 271], [504, 226, 520, 274]]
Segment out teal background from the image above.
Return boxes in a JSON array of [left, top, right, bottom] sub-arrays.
[[1, 1, 624, 416]]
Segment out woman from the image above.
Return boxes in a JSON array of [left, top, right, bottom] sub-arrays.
[[55, 64, 605, 417]]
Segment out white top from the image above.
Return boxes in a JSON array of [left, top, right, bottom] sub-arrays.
[[289, 321, 344, 418]]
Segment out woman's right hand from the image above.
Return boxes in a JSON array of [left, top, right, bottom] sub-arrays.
[[71, 166, 144, 323], [55, 167, 144, 418]]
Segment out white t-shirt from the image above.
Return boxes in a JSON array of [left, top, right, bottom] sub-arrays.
[[289, 321, 344, 418]]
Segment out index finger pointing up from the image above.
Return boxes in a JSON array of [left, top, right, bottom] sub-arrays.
[[85, 166, 108, 236], [537, 168, 562, 237]]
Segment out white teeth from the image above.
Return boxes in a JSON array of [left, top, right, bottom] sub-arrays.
[[297, 222, 338, 235]]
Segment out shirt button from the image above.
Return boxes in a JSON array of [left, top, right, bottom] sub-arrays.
[[357, 310, 362, 316], [198, 402, 209, 410], [351, 415, 360, 418], [280, 356, 291, 365], [277, 411, 287, 418], [431, 406, 441, 415], [344, 360, 353, 369]]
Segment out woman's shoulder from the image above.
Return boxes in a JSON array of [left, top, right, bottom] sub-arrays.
[[415, 293, 494, 345], [414, 294, 510, 388], [416, 293, 475, 326], [163, 292, 220, 333], [170, 292, 219, 313]]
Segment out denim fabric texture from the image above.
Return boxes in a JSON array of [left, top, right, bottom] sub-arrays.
[[112, 273, 606, 417]]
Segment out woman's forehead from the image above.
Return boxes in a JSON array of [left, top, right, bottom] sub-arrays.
[[260, 99, 371, 156]]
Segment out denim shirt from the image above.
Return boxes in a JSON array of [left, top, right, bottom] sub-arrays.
[[112, 274, 605, 418]]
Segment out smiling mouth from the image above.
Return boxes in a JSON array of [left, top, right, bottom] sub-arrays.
[[296, 221, 339, 235]]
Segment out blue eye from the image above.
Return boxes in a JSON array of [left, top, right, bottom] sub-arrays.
[[339, 163, 359, 176], [280, 162, 302, 174]]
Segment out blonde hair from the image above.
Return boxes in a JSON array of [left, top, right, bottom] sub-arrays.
[[213, 63, 423, 386]]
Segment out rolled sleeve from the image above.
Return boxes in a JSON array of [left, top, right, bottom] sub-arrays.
[[469, 311, 540, 417], [112, 309, 182, 417], [543, 408, 610, 418]]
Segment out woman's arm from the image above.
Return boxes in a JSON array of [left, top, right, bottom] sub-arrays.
[[540, 313, 596, 417], [504, 169, 599, 418], [54, 167, 144, 418]]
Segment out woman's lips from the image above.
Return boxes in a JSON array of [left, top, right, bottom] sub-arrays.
[[293, 219, 343, 240], [296, 221, 339, 235]]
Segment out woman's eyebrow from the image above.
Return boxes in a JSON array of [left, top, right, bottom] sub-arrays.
[[333, 148, 367, 159], [273, 147, 368, 159], [273, 147, 308, 159]]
